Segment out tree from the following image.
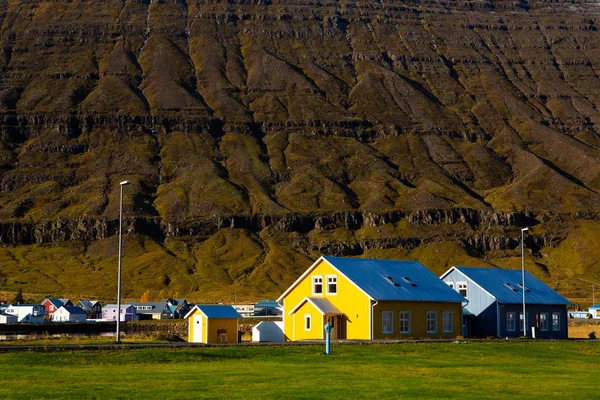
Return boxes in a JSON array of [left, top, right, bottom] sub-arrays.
[[12, 288, 24, 304], [140, 290, 152, 302]]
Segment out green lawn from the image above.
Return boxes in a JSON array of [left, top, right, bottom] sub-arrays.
[[0, 341, 597, 399]]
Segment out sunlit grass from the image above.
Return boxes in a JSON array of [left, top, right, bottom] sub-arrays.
[[0, 341, 598, 399]]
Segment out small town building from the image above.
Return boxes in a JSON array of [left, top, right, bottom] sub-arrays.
[[75, 300, 102, 319], [59, 299, 73, 306], [252, 321, 284, 342], [53, 306, 88, 322], [588, 304, 600, 319], [4, 304, 46, 324], [0, 313, 18, 324], [441, 266, 571, 338], [102, 304, 137, 322], [185, 305, 242, 344], [232, 304, 255, 318], [254, 300, 282, 316], [277, 256, 466, 341], [166, 299, 190, 319], [41, 298, 64, 320], [129, 301, 173, 320]]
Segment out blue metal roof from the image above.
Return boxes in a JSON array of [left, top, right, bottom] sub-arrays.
[[63, 306, 87, 314], [197, 305, 242, 319], [453, 267, 570, 305], [323, 257, 466, 302]]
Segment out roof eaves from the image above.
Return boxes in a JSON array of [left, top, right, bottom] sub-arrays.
[[276, 256, 327, 302]]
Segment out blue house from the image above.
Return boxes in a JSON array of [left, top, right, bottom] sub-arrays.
[[588, 304, 600, 319], [441, 267, 570, 339]]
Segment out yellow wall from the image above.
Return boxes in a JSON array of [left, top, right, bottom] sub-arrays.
[[373, 301, 463, 339], [187, 309, 239, 344], [290, 301, 324, 340], [282, 259, 372, 341], [206, 318, 239, 344]]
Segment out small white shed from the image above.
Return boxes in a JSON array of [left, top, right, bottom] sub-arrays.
[[0, 313, 18, 324], [252, 321, 284, 343]]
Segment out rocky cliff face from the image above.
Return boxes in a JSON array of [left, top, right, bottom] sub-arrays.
[[1, 0, 600, 303]]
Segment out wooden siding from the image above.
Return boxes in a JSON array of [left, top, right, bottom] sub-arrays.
[[372, 301, 463, 339], [281, 259, 372, 341], [187, 310, 239, 344]]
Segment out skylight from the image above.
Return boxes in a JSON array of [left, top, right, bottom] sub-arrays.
[[504, 283, 517, 292], [385, 276, 400, 287], [402, 277, 417, 287], [517, 283, 530, 292]]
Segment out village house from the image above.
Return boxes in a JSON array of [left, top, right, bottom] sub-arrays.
[[53, 306, 88, 323], [102, 304, 137, 322], [166, 299, 190, 319], [129, 301, 173, 320], [41, 298, 64, 320], [441, 266, 570, 339], [232, 304, 255, 318], [588, 304, 600, 319], [185, 305, 242, 344], [0, 312, 18, 324], [4, 304, 46, 324], [75, 300, 102, 319], [277, 256, 466, 341]]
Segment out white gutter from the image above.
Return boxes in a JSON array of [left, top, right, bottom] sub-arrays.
[[371, 300, 378, 340]]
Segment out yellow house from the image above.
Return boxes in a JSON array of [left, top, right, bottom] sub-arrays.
[[277, 257, 466, 341], [185, 305, 242, 344]]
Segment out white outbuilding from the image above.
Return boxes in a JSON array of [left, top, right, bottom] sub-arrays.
[[252, 321, 284, 343], [53, 306, 87, 322]]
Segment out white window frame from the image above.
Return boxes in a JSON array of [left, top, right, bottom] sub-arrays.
[[426, 311, 437, 333], [519, 312, 528, 333], [304, 314, 312, 331], [382, 311, 393, 334], [399, 311, 411, 334], [552, 312, 560, 331], [507, 312, 516, 331], [540, 313, 548, 331], [442, 311, 453, 333], [312, 276, 323, 295], [326, 275, 338, 295], [456, 282, 468, 298], [446, 282, 454, 289]]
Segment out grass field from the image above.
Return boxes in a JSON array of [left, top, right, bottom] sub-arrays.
[[0, 341, 598, 399]]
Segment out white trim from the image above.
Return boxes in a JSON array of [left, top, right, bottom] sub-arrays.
[[277, 257, 374, 302], [441, 266, 497, 301], [399, 311, 411, 334], [506, 311, 516, 331], [442, 311, 453, 333], [382, 310, 393, 334], [326, 275, 338, 295], [312, 275, 323, 295], [426, 311, 437, 333], [288, 297, 343, 316], [540, 312, 549, 331], [304, 314, 312, 331]]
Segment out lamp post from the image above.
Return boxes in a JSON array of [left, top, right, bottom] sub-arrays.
[[521, 227, 529, 336], [116, 180, 130, 343]]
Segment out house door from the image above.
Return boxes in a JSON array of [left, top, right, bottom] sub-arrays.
[[192, 314, 203, 343], [326, 315, 340, 339]]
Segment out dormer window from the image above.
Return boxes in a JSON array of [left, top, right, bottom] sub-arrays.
[[312, 276, 323, 295], [326, 275, 337, 295]]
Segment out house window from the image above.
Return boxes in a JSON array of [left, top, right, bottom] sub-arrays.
[[456, 282, 468, 297], [552, 313, 560, 331], [382, 311, 393, 334], [507, 312, 516, 331], [326, 275, 337, 295], [446, 282, 454, 289], [312, 276, 323, 295], [426, 311, 437, 333], [442, 311, 453, 333], [519, 312, 528, 333], [540, 313, 548, 331], [399, 311, 410, 334], [304, 314, 311, 331]]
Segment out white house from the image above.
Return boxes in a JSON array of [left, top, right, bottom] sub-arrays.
[[4, 304, 46, 323], [232, 304, 255, 318], [53, 306, 87, 322], [0, 313, 18, 324]]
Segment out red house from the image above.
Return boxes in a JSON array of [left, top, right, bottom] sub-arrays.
[[41, 298, 65, 320]]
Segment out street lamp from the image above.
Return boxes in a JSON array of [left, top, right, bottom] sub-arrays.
[[116, 180, 130, 343], [521, 227, 529, 336]]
